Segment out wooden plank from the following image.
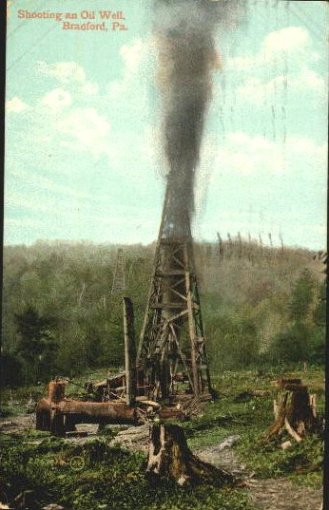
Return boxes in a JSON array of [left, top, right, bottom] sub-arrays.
[[123, 297, 137, 407], [184, 265, 199, 396], [151, 303, 186, 309], [155, 270, 186, 277]]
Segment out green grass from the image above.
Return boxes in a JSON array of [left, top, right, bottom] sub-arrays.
[[0, 433, 254, 510], [0, 366, 324, 508], [178, 366, 324, 488]]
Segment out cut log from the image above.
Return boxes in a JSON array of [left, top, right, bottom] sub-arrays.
[[158, 406, 187, 421], [267, 379, 320, 442], [136, 398, 161, 410], [36, 380, 138, 436], [146, 423, 234, 487], [37, 398, 138, 435]]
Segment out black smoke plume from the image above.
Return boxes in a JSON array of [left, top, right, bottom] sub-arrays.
[[155, 0, 244, 239]]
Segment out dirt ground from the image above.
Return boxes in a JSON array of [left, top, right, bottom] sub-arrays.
[[0, 416, 323, 510], [196, 440, 323, 510], [0, 414, 36, 434]]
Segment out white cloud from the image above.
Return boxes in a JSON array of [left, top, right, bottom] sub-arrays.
[[225, 25, 325, 106], [37, 60, 99, 95], [214, 132, 285, 176], [81, 81, 99, 96], [227, 26, 313, 71], [57, 107, 111, 156], [237, 69, 326, 107], [296, 69, 326, 94], [120, 38, 147, 74], [37, 60, 85, 82], [236, 77, 266, 105], [40, 88, 72, 112], [6, 96, 29, 113], [287, 136, 327, 169], [107, 37, 153, 99], [262, 26, 310, 57], [202, 132, 326, 183]]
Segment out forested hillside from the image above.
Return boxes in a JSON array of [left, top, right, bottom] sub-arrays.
[[1, 239, 325, 386]]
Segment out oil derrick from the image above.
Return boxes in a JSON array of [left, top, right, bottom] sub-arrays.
[[217, 232, 224, 261], [111, 248, 126, 296], [137, 186, 212, 401], [268, 232, 273, 248]]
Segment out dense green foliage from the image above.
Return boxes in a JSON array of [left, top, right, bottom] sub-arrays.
[[14, 307, 58, 383], [1, 240, 325, 386], [0, 434, 253, 510], [268, 270, 325, 364]]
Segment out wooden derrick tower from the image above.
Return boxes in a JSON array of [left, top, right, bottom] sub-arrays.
[[137, 186, 212, 401], [111, 248, 126, 296]]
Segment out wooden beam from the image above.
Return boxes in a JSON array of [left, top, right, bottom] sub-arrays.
[[184, 267, 199, 396], [123, 297, 137, 406]]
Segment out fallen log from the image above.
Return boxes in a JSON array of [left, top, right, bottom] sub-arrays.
[[36, 380, 138, 436], [158, 406, 188, 421], [146, 423, 235, 487]]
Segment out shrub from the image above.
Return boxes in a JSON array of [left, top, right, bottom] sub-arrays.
[[0, 353, 24, 387]]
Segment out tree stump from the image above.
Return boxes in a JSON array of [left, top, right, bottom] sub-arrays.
[[146, 423, 234, 487], [267, 378, 320, 442]]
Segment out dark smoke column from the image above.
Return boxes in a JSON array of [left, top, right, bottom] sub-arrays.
[[155, 0, 240, 239]]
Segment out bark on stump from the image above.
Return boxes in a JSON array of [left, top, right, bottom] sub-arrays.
[[146, 423, 234, 487], [267, 378, 320, 442]]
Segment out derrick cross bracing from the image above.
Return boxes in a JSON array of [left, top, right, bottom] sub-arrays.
[[111, 248, 126, 295], [137, 236, 212, 401]]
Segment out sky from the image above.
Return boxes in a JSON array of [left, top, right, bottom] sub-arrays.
[[4, 0, 328, 249]]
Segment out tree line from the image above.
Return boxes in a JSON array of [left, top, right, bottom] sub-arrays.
[[1, 240, 325, 386]]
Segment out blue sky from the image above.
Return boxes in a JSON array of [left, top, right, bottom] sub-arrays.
[[5, 0, 328, 249]]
